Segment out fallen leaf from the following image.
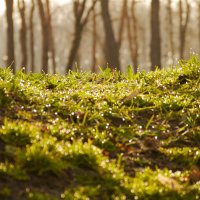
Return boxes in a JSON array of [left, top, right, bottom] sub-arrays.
[[141, 137, 160, 151], [157, 174, 182, 190], [121, 90, 140, 102], [189, 166, 200, 183]]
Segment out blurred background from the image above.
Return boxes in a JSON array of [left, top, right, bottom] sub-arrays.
[[0, 0, 199, 74]]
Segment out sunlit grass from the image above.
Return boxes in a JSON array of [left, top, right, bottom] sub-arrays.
[[0, 56, 200, 199]]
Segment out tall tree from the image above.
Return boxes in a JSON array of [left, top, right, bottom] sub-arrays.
[[100, 0, 120, 70], [118, 0, 127, 49], [116, 0, 138, 72], [66, 0, 97, 72], [37, 0, 49, 73], [5, 0, 15, 72], [46, 0, 56, 73], [199, 0, 200, 53], [198, 0, 200, 52], [37, 0, 56, 73], [18, 0, 28, 71], [29, 0, 35, 72], [127, 0, 138, 72], [167, 0, 174, 63], [179, 0, 190, 59], [150, 0, 161, 70], [92, 3, 97, 72]]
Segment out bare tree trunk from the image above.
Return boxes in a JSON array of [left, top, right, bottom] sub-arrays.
[[199, 1, 200, 52], [75, 51, 81, 70], [66, 15, 83, 72], [167, 0, 174, 63], [179, 0, 190, 59], [100, 0, 120, 70], [127, 0, 138, 72], [66, 0, 97, 72], [92, 5, 97, 73], [150, 0, 161, 70], [46, 0, 56, 73], [30, 0, 35, 72], [18, 0, 28, 72], [5, 0, 15, 72], [118, 0, 127, 49], [67, 27, 83, 71], [179, 0, 183, 58], [37, 0, 49, 73]]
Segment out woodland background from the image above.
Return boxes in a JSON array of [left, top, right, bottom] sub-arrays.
[[0, 0, 199, 74]]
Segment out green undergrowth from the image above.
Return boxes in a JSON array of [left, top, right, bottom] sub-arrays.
[[0, 56, 200, 200]]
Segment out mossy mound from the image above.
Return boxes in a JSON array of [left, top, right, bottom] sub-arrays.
[[0, 56, 200, 199]]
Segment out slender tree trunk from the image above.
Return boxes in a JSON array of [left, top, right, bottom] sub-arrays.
[[179, 0, 183, 58], [18, 0, 27, 72], [179, 0, 190, 59], [67, 26, 83, 71], [66, 0, 97, 72], [75, 51, 81, 70], [167, 0, 174, 63], [46, 0, 56, 73], [100, 0, 120, 70], [118, 0, 127, 49], [66, 1, 84, 72], [199, 1, 200, 52], [127, 0, 138, 72], [5, 0, 15, 72], [150, 0, 161, 70], [92, 5, 97, 73], [30, 0, 35, 72], [37, 0, 49, 73]]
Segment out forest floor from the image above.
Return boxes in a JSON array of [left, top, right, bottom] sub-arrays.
[[0, 56, 200, 200]]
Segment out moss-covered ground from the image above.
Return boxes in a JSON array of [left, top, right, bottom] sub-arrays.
[[0, 57, 200, 200]]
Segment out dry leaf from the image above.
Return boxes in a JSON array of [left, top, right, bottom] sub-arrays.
[[189, 166, 200, 183], [157, 174, 182, 190], [141, 137, 160, 151], [121, 90, 140, 102]]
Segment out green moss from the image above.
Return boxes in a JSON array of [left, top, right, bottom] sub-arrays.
[[27, 190, 58, 200], [0, 186, 11, 199], [0, 57, 199, 199]]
